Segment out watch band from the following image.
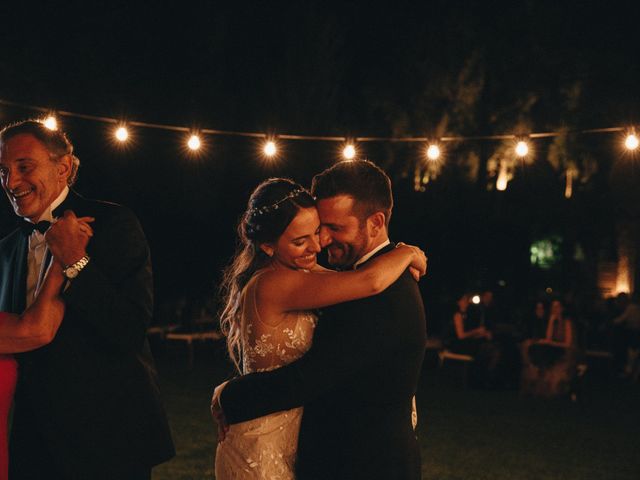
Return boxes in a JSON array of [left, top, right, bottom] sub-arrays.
[[63, 255, 90, 279]]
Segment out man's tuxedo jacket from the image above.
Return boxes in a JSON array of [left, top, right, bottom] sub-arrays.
[[0, 191, 174, 478]]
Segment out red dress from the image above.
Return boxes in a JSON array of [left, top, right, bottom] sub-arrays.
[[0, 314, 18, 480]]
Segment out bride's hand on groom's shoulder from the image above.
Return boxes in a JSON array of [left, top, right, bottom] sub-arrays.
[[211, 381, 230, 442], [396, 242, 428, 281]]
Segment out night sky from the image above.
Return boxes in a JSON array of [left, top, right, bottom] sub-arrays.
[[1, 1, 639, 329]]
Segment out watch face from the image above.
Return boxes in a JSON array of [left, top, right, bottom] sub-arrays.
[[65, 267, 79, 279]]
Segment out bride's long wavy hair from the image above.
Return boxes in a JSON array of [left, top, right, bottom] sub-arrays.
[[219, 178, 315, 372]]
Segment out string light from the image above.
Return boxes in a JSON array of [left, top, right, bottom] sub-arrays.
[[263, 140, 277, 157], [115, 126, 129, 142], [625, 133, 639, 150], [515, 140, 529, 157], [0, 97, 632, 148], [426, 144, 441, 161], [187, 134, 201, 151], [0, 98, 636, 189], [471, 295, 481, 304], [43, 116, 58, 130], [343, 144, 357, 160]]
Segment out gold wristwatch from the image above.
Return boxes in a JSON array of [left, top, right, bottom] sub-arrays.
[[63, 255, 90, 279]]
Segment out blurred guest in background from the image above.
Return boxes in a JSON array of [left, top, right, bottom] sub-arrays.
[[612, 292, 640, 381], [446, 292, 499, 388], [524, 301, 547, 340], [521, 299, 578, 398]]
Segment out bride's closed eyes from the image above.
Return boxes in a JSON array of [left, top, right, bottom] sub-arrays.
[[292, 228, 321, 247]]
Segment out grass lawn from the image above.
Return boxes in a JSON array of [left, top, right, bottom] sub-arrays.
[[152, 344, 640, 480]]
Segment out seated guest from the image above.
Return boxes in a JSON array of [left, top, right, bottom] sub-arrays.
[[524, 300, 547, 340], [449, 293, 492, 353], [612, 292, 640, 380], [447, 293, 499, 388], [521, 299, 578, 398]]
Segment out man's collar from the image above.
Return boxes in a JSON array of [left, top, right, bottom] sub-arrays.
[[27, 186, 69, 224], [353, 239, 391, 269]]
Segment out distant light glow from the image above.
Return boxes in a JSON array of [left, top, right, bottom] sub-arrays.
[[515, 141, 529, 157], [343, 144, 356, 160], [496, 166, 508, 191], [263, 140, 277, 157], [616, 254, 631, 295], [43, 116, 58, 130], [471, 295, 481, 305], [187, 135, 201, 151], [530, 236, 562, 270], [564, 170, 573, 199], [625, 133, 639, 151], [115, 126, 129, 142], [426, 144, 441, 161]]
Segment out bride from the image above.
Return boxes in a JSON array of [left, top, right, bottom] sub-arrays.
[[214, 178, 425, 479]]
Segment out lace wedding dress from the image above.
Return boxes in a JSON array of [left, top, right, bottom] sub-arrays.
[[215, 271, 317, 480]]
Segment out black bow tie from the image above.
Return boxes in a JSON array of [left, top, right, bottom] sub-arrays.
[[21, 220, 51, 235]]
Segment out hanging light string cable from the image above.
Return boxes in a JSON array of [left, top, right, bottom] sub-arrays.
[[0, 97, 630, 145]]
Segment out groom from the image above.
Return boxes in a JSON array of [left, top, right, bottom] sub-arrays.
[[0, 120, 174, 479], [215, 160, 426, 479]]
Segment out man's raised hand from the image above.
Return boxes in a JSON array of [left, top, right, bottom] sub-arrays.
[[45, 210, 95, 266]]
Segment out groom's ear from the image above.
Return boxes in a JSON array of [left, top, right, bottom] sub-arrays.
[[259, 243, 275, 257], [366, 211, 386, 237]]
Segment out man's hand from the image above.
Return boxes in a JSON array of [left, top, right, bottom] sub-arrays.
[[211, 381, 230, 442], [45, 210, 95, 266]]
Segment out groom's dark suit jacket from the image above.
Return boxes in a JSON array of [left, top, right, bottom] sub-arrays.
[[221, 244, 426, 479], [0, 191, 174, 479]]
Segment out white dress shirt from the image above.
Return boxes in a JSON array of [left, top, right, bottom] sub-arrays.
[[353, 239, 391, 270], [25, 186, 69, 307]]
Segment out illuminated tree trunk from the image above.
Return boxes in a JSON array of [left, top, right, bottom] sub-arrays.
[[616, 221, 637, 295]]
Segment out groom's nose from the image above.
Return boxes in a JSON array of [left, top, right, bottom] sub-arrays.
[[319, 226, 332, 248]]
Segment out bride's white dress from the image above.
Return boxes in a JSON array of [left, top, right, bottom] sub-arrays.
[[215, 271, 317, 480]]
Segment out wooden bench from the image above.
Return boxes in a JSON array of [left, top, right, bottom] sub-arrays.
[[165, 330, 224, 367], [146, 323, 180, 338], [437, 350, 474, 388], [425, 337, 444, 350], [585, 349, 613, 360], [438, 350, 474, 365]]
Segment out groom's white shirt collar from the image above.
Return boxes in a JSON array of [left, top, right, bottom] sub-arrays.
[[353, 239, 391, 270]]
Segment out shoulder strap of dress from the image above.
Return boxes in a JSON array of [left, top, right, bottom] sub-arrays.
[[244, 269, 278, 330]]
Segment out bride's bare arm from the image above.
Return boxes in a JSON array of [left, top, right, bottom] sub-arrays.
[[258, 244, 426, 312], [0, 262, 66, 354], [0, 217, 93, 354]]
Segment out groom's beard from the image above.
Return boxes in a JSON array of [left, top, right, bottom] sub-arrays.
[[326, 233, 368, 269]]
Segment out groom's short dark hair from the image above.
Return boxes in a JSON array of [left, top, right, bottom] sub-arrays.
[[311, 160, 393, 227]]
